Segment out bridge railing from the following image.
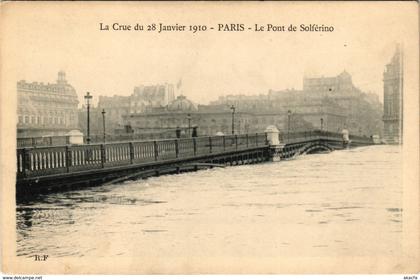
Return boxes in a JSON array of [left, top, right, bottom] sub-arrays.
[[16, 130, 373, 179], [17, 135, 70, 147], [283, 130, 346, 144], [348, 134, 374, 144], [16, 133, 268, 179]]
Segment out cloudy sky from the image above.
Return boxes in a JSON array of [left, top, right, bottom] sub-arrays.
[[2, 2, 417, 106]]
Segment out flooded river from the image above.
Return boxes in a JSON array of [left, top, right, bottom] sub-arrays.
[[16, 145, 403, 258]]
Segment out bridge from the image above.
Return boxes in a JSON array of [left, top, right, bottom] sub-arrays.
[[16, 129, 374, 198]]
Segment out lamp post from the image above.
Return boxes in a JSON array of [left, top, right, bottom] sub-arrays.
[[287, 110, 291, 141], [187, 113, 192, 137], [320, 117, 324, 131], [230, 105, 236, 135], [102, 109, 106, 143], [84, 92, 92, 144]]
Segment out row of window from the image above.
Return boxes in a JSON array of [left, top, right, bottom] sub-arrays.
[[18, 115, 75, 125], [17, 108, 75, 117], [19, 85, 67, 92]]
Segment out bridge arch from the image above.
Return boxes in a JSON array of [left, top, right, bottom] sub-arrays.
[[293, 142, 334, 157]]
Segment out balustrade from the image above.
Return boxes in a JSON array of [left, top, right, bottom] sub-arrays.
[[70, 144, 103, 171], [16, 130, 372, 179], [156, 140, 177, 160], [132, 141, 155, 164], [177, 138, 195, 158], [104, 143, 131, 167]]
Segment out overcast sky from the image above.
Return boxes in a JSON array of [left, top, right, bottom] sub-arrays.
[[3, 2, 416, 107]]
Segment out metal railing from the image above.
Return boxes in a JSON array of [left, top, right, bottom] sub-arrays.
[[282, 130, 372, 145], [18, 129, 373, 148], [17, 133, 268, 178], [16, 130, 373, 179]]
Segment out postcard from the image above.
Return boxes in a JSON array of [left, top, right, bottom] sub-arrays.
[[1, 1, 418, 275]]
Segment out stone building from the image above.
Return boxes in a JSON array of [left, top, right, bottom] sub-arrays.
[[95, 83, 175, 134], [17, 71, 79, 137], [95, 71, 382, 140], [302, 71, 383, 136], [121, 95, 251, 138], [383, 46, 403, 144], [213, 91, 346, 134], [212, 71, 383, 137], [131, 83, 175, 113], [303, 70, 354, 92], [121, 95, 314, 139]]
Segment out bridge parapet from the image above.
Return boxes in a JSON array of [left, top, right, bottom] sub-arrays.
[[16, 133, 268, 179], [258, 127, 373, 160], [16, 129, 376, 197], [16, 129, 374, 184]]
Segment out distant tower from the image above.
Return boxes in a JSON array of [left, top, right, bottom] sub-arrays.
[[57, 70, 67, 85], [383, 45, 403, 144]]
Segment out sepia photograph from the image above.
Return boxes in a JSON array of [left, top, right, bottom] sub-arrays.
[[0, 1, 419, 276]]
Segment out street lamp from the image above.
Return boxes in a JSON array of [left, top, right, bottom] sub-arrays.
[[102, 109, 106, 143], [287, 110, 291, 141], [230, 105, 236, 135], [320, 117, 324, 131], [84, 92, 93, 144], [187, 113, 192, 137]]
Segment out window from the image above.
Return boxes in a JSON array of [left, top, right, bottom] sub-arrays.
[[18, 116, 23, 124], [24, 116, 29, 124]]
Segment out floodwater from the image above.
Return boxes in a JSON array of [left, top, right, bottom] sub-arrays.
[[16, 145, 403, 258]]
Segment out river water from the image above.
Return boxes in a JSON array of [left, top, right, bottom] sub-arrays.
[[16, 145, 403, 259]]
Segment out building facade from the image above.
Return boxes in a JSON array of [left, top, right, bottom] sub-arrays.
[[212, 71, 383, 137], [95, 83, 175, 134], [131, 83, 175, 113], [92, 72, 382, 141], [17, 71, 79, 137], [121, 95, 315, 139], [383, 46, 403, 144], [302, 71, 383, 137], [303, 70, 354, 92]]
